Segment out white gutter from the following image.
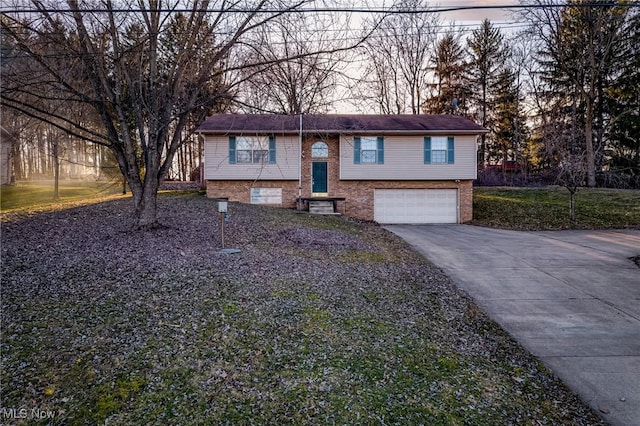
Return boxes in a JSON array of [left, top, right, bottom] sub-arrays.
[[196, 131, 205, 190]]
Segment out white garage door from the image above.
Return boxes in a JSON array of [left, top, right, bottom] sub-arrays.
[[374, 189, 458, 224]]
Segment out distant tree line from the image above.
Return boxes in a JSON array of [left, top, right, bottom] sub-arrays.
[[353, 0, 638, 189], [1, 0, 638, 227]]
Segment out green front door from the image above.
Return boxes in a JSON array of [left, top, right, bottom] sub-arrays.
[[312, 162, 328, 193]]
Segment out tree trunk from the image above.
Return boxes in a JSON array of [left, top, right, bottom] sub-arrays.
[[133, 178, 160, 230], [112, 149, 158, 229], [27, 145, 33, 178], [585, 99, 597, 187], [480, 85, 487, 170], [11, 136, 22, 181], [584, 7, 598, 188], [53, 138, 60, 200], [38, 130, 47, 176], [569, 189, 576, 228]]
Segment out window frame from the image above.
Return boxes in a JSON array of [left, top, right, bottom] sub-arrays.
[[311, 141, 329, 158], [229, 135, 276, 165], [424, 136, 455, 165], [354, 136, 384, 165]]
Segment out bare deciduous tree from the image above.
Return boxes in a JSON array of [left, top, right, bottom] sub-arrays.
[[555, 149, 587, 228], [358, 0, 439, 114], [522, 0, 630, 187], [1, 0, 361, 229], [235, 8, 353, 115]]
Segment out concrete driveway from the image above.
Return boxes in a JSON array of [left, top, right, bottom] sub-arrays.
[[386, 225, 640, 426]]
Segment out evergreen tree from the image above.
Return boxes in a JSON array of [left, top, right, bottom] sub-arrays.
[[492, 67, 529, 173], [423, 32, 469, 115], [467, 19, 505, 168], [530, 0, 630, 187], [605, 8, 640, 186]]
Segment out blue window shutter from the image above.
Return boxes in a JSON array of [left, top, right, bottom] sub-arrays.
[[229, 136, 236, 164], [424, 137, 431, 164], [447, 136, 455, 164], [354, 136, 361, 164], [377, 136, 384, 164], [268, 135, 276, 164]]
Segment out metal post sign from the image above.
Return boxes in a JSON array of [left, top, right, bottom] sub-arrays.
[[215, 198, 240, 254]]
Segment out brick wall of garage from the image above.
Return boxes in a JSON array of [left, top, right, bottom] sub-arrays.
[[331, 180, 473, 223]]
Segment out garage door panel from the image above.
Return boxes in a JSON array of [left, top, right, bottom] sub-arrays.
[[374, 189, 458, 224]]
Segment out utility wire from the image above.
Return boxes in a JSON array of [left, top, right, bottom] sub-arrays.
[[1, 3, 638, 14]]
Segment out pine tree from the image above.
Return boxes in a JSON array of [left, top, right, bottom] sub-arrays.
[[605, 8, 640, 186], [532, 0, 630, 187], [492, 68, 529, 177], [467, 19, 505, 168], [423, 32, 468, 115]]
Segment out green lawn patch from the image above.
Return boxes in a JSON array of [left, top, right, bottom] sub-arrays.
[[1, 180, 125, 213], [473, 186, 640, 230]]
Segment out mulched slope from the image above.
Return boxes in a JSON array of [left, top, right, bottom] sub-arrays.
[[1, 193, 604, 425]]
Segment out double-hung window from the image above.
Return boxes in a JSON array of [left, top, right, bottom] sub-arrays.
[[229, 136, 276, 164], [354, 136, 384, 164], [424, 136, 454, 164]]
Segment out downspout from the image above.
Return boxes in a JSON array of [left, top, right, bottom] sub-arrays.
[[297, 113, 303, 210], [197, 131, 205, 190]]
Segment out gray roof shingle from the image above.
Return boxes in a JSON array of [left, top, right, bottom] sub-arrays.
[[197, 114, 486, 134]]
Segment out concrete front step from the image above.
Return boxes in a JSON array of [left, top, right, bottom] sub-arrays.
[[309, 200, 335, 215]]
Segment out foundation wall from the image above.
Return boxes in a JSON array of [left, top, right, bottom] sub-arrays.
[[206, 179, 473, 223]]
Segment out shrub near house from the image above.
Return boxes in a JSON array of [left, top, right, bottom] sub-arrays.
[[198, 114, 487, 224]]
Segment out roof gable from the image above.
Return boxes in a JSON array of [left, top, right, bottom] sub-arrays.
[[197, 114, 486, 134]]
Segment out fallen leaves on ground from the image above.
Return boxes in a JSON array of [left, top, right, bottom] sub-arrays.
[[1, 192, 605, 425]]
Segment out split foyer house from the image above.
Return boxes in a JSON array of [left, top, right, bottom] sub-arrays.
[[197, 114, 487, 224]]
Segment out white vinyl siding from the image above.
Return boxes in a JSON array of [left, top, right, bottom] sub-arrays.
[[204, 135, 299, 180], [340, 135, 476, 180], [374, 189, 458, 224]]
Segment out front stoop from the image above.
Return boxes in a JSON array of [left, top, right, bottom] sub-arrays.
[[309, 200, 338, 215]]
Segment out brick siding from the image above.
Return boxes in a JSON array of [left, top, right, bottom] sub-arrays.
[[206, 180, 299, 208]]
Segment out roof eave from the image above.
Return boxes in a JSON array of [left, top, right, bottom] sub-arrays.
[[197, 129, 488, 135], [326, 129, 488, 135]]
